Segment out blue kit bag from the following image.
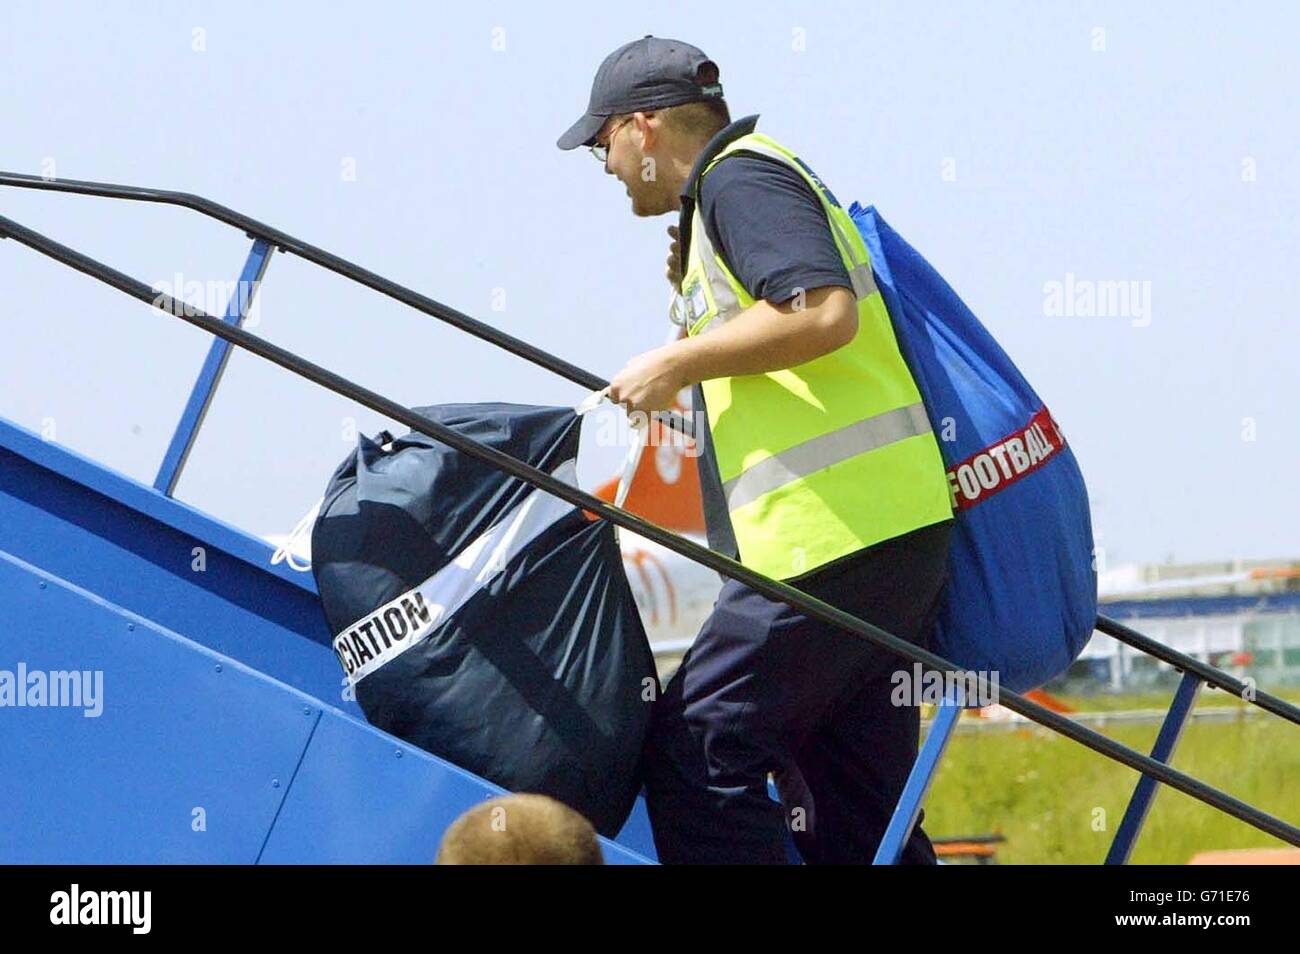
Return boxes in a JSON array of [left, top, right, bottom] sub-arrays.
[[850, 204, 1098, 692]]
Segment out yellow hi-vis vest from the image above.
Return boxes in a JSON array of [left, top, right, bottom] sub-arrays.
[[680, 131, 953, 581]]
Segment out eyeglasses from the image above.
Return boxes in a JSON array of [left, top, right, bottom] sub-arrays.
[[590, 115, 636, 163]]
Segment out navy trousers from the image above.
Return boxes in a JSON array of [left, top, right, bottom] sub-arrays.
[[642, 519, 953, 864]]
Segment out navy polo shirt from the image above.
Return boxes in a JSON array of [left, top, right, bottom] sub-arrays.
[[678, 115, 853, 568]]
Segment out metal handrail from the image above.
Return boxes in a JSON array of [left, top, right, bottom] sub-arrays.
[[2, 208, 1296, 848], [0, 171, 694, 437], [6, 172, 1290, 723], [1095, 614, 1299, 726]]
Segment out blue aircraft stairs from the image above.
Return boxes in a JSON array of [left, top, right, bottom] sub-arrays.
[[1, 172, 1296, 865]]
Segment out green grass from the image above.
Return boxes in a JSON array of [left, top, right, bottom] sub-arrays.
[[923, 692, 1300, 864]]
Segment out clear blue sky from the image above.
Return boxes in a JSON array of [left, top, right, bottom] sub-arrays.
[[2, 1, 1296, 568]]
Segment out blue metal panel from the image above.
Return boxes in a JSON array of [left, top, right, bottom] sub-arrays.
[[155, 239, 274, 496], [0, 550, 317, 863], [256, 711, 496, 863], [874, 695, 963, 865], [0, 414, 316, 595], [613, 794, 659, 862], [1105, 670, 1203, 864], [258, 708, 653, 865], [0, 548, 652, 864], [0, 418, 658, 863], [0, 418, 355, 715]]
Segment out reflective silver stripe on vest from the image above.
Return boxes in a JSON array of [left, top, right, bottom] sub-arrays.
[[716, 140, 878, 301], [722, 402, 932, 511], [824, 214, 877, 300], [690, 212, 743, 331], [845, 261, 877, 300]]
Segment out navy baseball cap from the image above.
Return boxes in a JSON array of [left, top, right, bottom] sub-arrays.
[[557, 36, 724, 150]]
